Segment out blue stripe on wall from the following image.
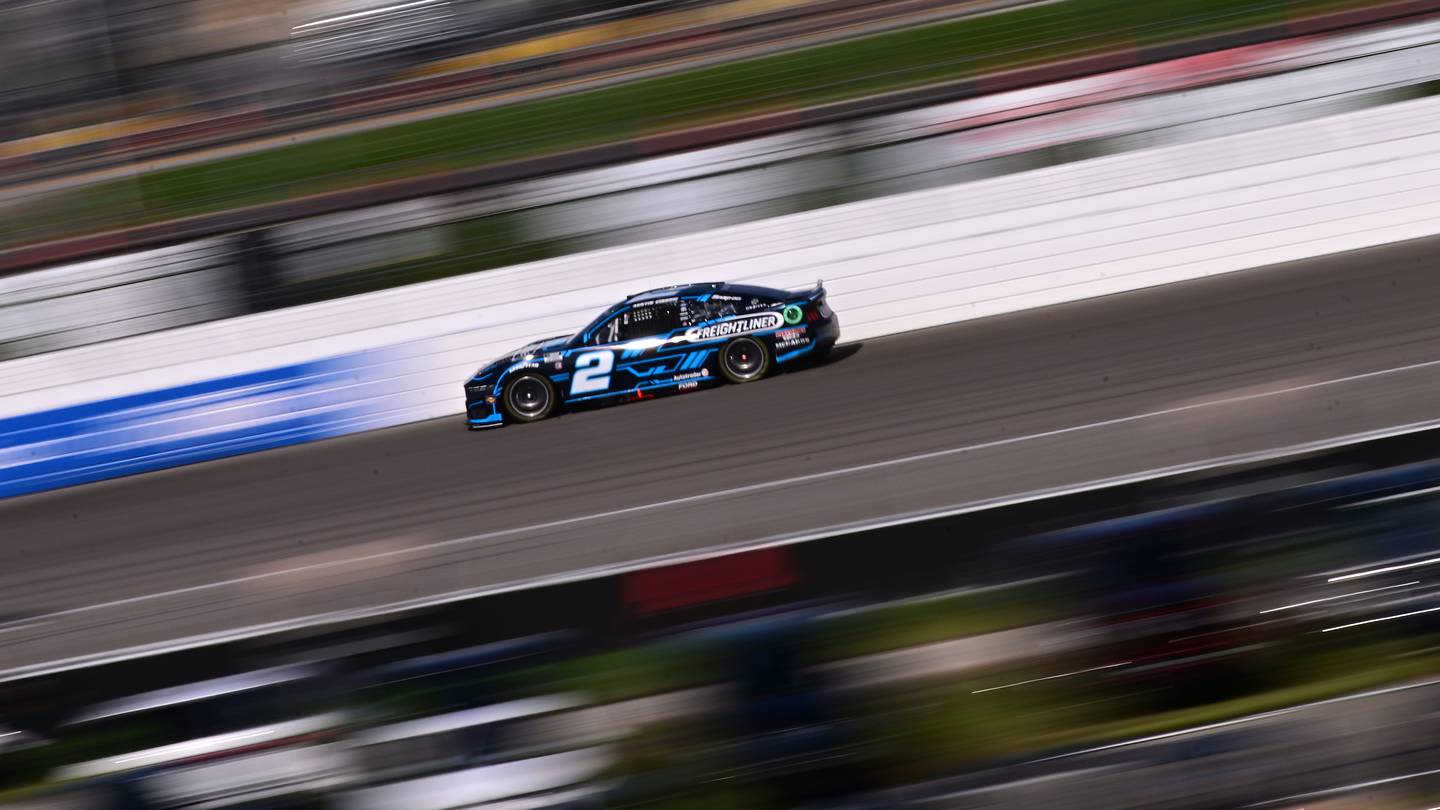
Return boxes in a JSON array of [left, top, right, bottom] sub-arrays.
[[0, 348, 403, 500]]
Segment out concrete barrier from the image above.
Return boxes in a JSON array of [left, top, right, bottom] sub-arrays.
[[6, 93, 1440, 497]]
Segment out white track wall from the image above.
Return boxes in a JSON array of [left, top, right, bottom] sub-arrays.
[[6, 93, 1440, 496]]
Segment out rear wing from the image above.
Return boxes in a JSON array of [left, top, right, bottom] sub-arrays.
[[789, 279, 826, 302]]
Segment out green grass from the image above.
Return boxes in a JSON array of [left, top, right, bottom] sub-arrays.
[[813, 583, 1060, 661], [875, 639, 1440, 783], [597, 636, 1440, 800], [4, 0, 1399, 248], [521, 580, 1063, 703], [0, 781, 50, 804]]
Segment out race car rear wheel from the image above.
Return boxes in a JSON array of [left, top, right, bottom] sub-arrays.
[[504, 373, 556, 422], [720, 336, 770, 383]]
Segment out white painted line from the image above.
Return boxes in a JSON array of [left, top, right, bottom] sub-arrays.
[[1259, 582, 1419, 614], [1033, 674, 1440, 764], [0, 621, 48, 635], [917, 764, 1127, 803], [825, 573, 1072, 619], [1318, 547, 1440, 581], [1329, 556, 1440, 583], [1322, 604, 1440, 632], [971, 661, 1130, 694], [29, 356, 1440, 626], [1247, 766, 1440, 807], [8, 406, 1440, 684], [1340, 482, 1440, 507]]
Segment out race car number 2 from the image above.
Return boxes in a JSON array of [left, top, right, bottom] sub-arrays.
[[571, 350, 614, 395]]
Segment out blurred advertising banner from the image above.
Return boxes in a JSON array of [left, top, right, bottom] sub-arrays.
[[0, 346, 406, 499]]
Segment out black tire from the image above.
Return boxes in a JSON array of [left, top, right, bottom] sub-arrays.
[[720, 336, 771, 383], [503, 373, 556, 423]]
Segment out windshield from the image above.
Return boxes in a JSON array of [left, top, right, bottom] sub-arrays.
[[510, 339, 545, 359], [574, 307, 619, 345]]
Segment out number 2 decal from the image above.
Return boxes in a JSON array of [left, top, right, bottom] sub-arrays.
[[571, 350, 614, 395]]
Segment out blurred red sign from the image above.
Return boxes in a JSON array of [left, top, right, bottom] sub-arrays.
[[622, 546, 798, 616]]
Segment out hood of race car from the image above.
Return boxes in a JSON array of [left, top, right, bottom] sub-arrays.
[[474, 335, 572, 378]]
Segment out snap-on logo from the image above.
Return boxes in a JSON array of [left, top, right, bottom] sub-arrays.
[[683, 312, 783, 342]]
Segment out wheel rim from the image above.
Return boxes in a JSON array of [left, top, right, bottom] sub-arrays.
[[508, 377, 550, 417], [724, 339, 764, 380]]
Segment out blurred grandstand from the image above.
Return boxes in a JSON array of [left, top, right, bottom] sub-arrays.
[[1, 0, 708, 139], [6, 11, 1440, 359]]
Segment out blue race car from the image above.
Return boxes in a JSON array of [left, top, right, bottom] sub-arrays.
[[464, 281, 838, 428]]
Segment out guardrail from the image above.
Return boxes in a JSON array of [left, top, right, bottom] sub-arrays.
[[6, 92, 1440, 498]]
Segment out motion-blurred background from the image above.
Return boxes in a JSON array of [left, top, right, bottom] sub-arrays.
[[5, 0, 1440, 807]]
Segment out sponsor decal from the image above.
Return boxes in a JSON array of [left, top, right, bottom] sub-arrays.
[[682, 312, 783, 342], [783, 305, 804, 325], [674, 370, 706, 381], [544, 352, 563, 363], [775, 326, 809, 350], [678, 381, 699, 391]]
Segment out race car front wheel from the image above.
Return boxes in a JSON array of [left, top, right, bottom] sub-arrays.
[[720, 336, 770, 383], [504, 373, 556, 422]]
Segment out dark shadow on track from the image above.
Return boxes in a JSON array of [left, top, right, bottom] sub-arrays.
[[794, 341, 863, 372], [827, 342, 863, 364]]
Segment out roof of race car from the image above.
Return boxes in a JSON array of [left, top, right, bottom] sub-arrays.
[[622, 281, 784, 305], [623, 282, 718, 303]]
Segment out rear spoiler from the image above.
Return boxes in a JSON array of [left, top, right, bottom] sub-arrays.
[[789, 279, 826, 301]]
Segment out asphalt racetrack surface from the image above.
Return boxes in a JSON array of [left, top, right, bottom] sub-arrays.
[[6, 234, 1440, 677]]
